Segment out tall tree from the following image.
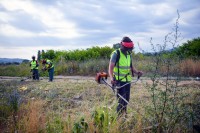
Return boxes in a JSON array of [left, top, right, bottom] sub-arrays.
[[37, 50, 41, 61], [41, 50, 45, 60]]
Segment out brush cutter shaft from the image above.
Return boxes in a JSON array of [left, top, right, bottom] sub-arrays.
[[117, 92, 130, 105], [102, 78, 140, 105], [102, 79, 129, 104]]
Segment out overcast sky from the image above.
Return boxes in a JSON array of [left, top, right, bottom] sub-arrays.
[[0, 0, 200, 59]]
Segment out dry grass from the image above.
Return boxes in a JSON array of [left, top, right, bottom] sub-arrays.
[[1, 77, 199, 132], [1, 58, 200, 77], [179, 59, 200, 76], [17, 100, 46, 133]]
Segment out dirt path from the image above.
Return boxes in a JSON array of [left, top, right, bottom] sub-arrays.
[[0, 76, 199, 87], [0, 76, 94, 81]]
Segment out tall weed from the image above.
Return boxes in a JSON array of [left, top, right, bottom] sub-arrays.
[[17, 100, 46, 133], [179, 59, 200, 77]]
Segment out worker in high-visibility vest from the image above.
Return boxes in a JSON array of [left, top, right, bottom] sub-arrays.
[[30, 55, 39, 80], [42, 59, 54, 82], [109, 36, 143, 116]]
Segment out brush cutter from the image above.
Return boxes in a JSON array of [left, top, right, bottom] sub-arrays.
[[95, 72, 140, 105], [95, 72, 160, 128]]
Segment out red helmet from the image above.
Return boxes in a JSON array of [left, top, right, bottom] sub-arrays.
[[121, 42, 134, 48], [121, 36, 134, 48]]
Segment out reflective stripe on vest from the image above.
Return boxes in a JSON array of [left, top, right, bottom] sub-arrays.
[[113, 49, 132, 82], [31, 61, 38, 69]]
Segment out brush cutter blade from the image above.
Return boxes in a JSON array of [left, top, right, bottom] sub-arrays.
[[95, 72, 108, 84]]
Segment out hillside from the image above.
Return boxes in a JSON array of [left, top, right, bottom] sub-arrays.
[[0, 58, 29, 64]]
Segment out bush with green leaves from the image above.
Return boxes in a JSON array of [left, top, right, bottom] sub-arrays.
[[175, 37, 200, 59]]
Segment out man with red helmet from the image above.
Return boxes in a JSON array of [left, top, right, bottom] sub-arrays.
[[108, 36, 143, 116]]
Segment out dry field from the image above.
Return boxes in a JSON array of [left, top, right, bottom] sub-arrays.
[[0, 76, 200, 132]]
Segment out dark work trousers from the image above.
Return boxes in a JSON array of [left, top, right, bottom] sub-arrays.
[[116, 81, 131, 115], [48, 67, 54, 81], [32, 69, 39, 80]]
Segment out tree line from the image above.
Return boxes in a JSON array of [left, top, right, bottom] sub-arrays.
[[37, 46, 114, 62], [37, 37, 200, 62], [175, 37, 200, 59]]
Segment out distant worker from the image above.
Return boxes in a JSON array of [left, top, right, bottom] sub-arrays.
[[30, 55, 39, 80], [108, 36, 143, 116], [42, 59, 54, 82]]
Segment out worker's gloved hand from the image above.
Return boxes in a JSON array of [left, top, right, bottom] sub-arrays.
[[137, 71, 143, 78], [110, 77, 117, 85], [111, 77, 117, 92], [111, 80, 116, 85]]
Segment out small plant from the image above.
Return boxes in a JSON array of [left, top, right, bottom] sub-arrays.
[[92, 106, 118, 133], [8, 89, 20, 112], [46, 113, 64, 133], [73, 117, 88, 133], [7, 89, 21, 132]]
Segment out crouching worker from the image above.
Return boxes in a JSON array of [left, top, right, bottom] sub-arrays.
[[42, 59, 54, 82], [108, 36, 143, 117], [30, 55, 39, 80]]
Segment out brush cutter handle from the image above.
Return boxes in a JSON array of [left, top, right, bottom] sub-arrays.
[[115, 76, 140, 89], [95, 71, 141, 90]]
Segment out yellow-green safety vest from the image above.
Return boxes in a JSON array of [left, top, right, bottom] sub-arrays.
[[112, 49, 132, 82], [45, 59, 54, 69], [31, 61, 38, 69]]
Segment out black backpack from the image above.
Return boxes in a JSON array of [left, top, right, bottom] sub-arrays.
[[115, 49, 120, 66]]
